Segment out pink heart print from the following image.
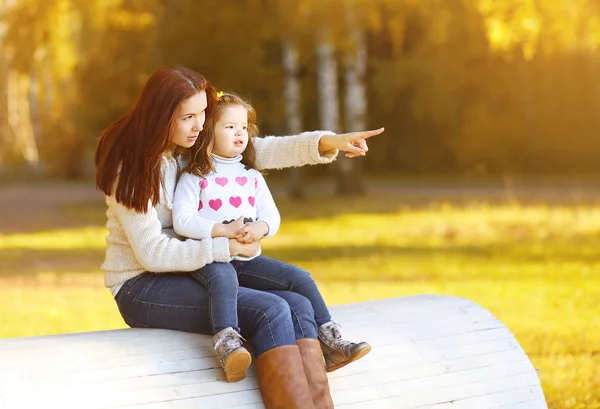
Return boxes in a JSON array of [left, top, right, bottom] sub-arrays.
[[198, 200, 203, 211], [215, 177, 228, 187], [209, 199, 222, 211], [199, 179, 208, 189], [254, 178, 258, 189], [229, 196, 242, 208], [248, 196, 255, 207], [235, 176, 248, 186]]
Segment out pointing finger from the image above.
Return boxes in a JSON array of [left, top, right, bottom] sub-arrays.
[[354, 127, 384, 141]]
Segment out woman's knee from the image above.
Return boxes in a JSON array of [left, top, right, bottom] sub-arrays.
[[274, 291, 318, 339], [283, 291, 315, 317], [240, 293, 296, 357], [262, 296, 293, 327]]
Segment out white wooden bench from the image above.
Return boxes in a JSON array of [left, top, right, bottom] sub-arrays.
[[0, 295, 548, 409]]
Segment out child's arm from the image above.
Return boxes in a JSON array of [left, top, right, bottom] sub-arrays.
[[237, 172, 281, 243], [173, 173, 242, 239], [255, 172, 281, 237]]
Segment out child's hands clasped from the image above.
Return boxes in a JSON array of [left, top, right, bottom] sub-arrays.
[[236, 221, 269, 244], [214, 216, 246, 239]]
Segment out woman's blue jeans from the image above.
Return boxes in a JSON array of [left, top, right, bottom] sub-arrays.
[[114, 271, 318, 357]]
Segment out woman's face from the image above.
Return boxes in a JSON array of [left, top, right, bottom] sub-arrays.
[[212, 105, 249, 158], [170, 91, 207, 149]]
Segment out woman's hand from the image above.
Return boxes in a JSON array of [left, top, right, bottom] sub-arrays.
[[319, 128, 385, 158], [228, 239, 260, 258]]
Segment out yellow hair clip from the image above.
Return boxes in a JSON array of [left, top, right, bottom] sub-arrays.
[[216, 91, 224, 101]]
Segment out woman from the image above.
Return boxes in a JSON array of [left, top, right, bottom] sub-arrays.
[[95, 66, 383, 409]]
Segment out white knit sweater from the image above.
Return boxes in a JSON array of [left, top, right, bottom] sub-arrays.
[[172, 154, 280, 261], [102, 131, 336, 296]]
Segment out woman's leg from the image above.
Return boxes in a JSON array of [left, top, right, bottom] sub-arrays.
[[264, 290, 318, 340], [115, 270, 249, 382], [114, 272, 301, 353], [115, 273, 315, 407], [265, 291, 334, 409], [235, 286, 297, 355], [236, 288, 316, 409], [114, 272, 213, 333]]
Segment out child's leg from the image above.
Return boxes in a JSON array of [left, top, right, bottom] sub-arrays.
[[233, 256, 331, 326], [191, 262, 250, 382], [190, 262, 239, 334]]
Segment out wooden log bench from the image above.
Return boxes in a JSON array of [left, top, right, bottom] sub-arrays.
[[0, 295, 548, 409]]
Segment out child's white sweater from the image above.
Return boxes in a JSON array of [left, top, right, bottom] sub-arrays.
[[173, 154, 280, 260]]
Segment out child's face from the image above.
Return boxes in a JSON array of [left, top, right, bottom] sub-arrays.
[[212, 105, 249, 158], [170, 91, 207, 149]]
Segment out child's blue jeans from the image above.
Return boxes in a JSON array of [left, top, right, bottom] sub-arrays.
[[191, 256, 332, 334]]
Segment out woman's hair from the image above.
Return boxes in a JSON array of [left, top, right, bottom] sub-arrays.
[[185, 92, 259, 177], [95, 66, 216, 212]]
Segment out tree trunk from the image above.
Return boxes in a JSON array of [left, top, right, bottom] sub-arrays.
[[0, 0, 10, 171], [282, 40, 305, 199], [518, 55, 535, 172], [343, 18, 367, 195], [316, 33, 347, 195]]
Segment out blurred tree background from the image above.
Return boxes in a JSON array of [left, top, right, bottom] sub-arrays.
[[2, 0, 600, 184], [2, 2, 600, 408]]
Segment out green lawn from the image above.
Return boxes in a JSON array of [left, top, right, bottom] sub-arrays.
[[0, 193, 598, 409]]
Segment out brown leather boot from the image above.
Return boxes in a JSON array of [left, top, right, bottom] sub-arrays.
[[296, 339, 335, 409], [254, 345, 316, 409]]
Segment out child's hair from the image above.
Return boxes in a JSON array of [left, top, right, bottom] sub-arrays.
[[185, 92, 259, 177]]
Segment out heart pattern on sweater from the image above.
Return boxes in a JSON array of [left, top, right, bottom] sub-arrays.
[[199, 179, 208, 189], [254, 178, 258, 189], [198, 200, 203, 211], [229, 196, 242, 208], [209, 199, 222, 211], [235, 176, 248, 186], [248, 196, 255, 207], [215, 177, 228, 187]]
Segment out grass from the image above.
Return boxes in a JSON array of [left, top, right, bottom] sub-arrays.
[[0, 190, 598, 409]]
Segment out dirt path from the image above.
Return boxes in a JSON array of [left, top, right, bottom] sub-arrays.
[[0, 182, 103, 233]]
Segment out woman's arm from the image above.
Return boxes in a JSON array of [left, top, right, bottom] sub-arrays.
[[108, 195, 231, 272], [253, 128, 385, 171], [318, 128, 385, 158], [253, 131, 337, 170]]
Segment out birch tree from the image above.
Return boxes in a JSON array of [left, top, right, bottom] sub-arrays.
[[343, 4, 368, 195], [1, 0, 40, 174], [317, 32, 350, 195]]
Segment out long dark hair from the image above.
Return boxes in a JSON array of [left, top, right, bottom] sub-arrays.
[[185, 92, 259, 177], [95, 66, 215, 212]]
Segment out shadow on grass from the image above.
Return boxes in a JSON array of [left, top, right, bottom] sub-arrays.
[[0, 248, 105, 276], [2, 194, 405, 234], [2, 240, 597, 280]]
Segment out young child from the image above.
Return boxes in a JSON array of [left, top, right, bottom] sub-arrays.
[[173, 92, 371, 382]]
